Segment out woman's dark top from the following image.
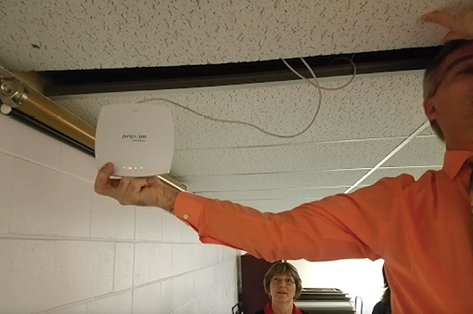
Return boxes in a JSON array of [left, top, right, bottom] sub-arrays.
[[372, 301, 392, 314]]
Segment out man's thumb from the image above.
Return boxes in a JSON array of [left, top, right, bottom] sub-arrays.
[[422, 11, 455, 29]]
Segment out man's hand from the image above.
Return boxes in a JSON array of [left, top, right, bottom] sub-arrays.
[[422, 10, 473, 43], [94, 162, 179, 213]]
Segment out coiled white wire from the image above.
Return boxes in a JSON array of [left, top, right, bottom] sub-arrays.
[[138, 57, 357, 138]]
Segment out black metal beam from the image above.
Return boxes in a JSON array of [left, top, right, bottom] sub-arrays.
[[41, 46, 442, 96]]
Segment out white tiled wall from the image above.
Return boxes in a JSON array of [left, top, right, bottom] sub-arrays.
[[0, 114, 239, 314]]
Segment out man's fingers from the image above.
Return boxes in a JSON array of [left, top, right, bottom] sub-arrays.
[[95, 164, 162, 206], [147, 176, 160, 186], [443, 31, 465, 43], [116, 177, 149, 205], [94, 162, 115, 195], [422, 11, 455, 29], [116, 177, 133, 201]]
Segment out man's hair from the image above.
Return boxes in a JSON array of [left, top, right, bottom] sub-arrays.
[[423, 39, 473, 140], [263, 261, 303, 300]]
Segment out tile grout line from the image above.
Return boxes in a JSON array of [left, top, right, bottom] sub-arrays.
[[131, 207, 137, 313], [113, 242, 116, 293], [131, 243, 135, 313], [6, 156, 13, 234], [34, 257, 237, 314], [89, 188, 93, 238], [0, 233, 202, 244], [0, 148, 95, 184], [52, 241, 58, 312]]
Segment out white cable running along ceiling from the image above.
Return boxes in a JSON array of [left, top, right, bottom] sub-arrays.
[[1, 0, 453, 212]]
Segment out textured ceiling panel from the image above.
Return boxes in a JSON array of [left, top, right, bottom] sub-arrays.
[[172, 138, 403, 176], [199, 186, 349, 202], [382, 136, 445, 167], [420, 126, 436, 136], [174, 169, 369, 193], [54, 71, 426, 150], [363, 165, 443, 185], [233, 197, 347, 210], [0, 0, 468, 71]]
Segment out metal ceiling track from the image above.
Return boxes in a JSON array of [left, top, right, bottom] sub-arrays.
[[0, 66, 187, 192], [41, 46, 442, 97]]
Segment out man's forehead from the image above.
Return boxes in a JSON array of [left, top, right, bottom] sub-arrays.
[[440, 43, 473, 73]]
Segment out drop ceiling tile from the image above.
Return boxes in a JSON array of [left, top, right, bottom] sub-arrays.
[[199, 186, 348, 202], [172, 137, 404, 176], [169, 73, 426, 149], [233, 193, 346, 210], [362, 166, 443, 185], [382, 136, 445, 167], [54, 71, 427, 149], [1, 0, 469, 71], [175, 169, 369, 193], [420, 128, 436, 136]]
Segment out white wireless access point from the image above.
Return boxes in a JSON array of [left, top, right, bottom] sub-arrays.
[[95, 103, 174, 177]]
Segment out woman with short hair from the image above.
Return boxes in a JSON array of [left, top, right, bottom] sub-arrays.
[[255, 261, 310, 314]]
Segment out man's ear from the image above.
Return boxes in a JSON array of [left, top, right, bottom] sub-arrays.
[[423, 98, 438, 121]]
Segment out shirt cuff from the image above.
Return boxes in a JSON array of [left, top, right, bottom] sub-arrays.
[[174, 192, 207, 231]]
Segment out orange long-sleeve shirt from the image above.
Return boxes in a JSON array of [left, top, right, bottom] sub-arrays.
[[175, 150, 473, 313]]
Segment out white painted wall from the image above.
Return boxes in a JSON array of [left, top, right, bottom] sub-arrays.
[[0, 113, 238, 314], [290, 259, 385, 314]]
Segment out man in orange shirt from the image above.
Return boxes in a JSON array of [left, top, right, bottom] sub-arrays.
[[95, 10, 473, 313]]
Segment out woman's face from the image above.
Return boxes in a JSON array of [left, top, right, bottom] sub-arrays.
[[269, 272, 296, 304]]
